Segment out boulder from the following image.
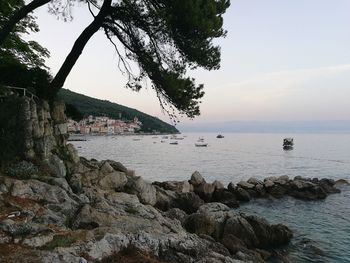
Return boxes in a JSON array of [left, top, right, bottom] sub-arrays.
[[243, 215, 293, 247], [275, 175, 289, 185], [267, 185, 287, 199], [334, 179, 350, 187], [47, 154, 66, 178], [184, 203, 230, 239], [223, 214, 258, 248], [211, 189, 239, 208], [194, 182, 216, 202], [107, 160, 128, 173], [98, 171, 128, 191], [124, 176, 157, 205], [237, 181, 255, 190], [66, 143, 80, 163], [100, 161, 114, 174], [319, 178, 340, 194], [263, 180, 274, 188], [190, 171, 206, 186], [291, 179, 315, 190], [234, 187, 251, 202], [212, 180, 225, 190], [174, 192, 204, 214], [153, 180, 192, 193], [247, 177, 262, 185]]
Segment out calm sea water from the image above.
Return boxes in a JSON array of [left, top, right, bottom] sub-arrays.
[[72, 133, 350, 262]]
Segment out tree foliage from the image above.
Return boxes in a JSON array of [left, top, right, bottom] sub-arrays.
[[0, 0, 230, 118], [51, 0, 230, 119], [0, 0, 54, 99]]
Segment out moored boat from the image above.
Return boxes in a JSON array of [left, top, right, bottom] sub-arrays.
[[195, 142, 208, 147], [283, 138, 294, 150], [216, 134, 224, 138]]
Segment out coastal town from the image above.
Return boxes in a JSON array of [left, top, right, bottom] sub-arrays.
[[67, 115, 142, 135]]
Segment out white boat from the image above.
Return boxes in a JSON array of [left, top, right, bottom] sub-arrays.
[[169, 141, 178, 145], [195, 142, 208, 147]]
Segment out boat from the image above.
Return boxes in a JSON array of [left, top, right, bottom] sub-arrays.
[[283, 138, 294, 150], [169, 141, 178, 145], [195, 142, 208, 147], [133, 138, 141, 141], [216, 134, 224, 138]]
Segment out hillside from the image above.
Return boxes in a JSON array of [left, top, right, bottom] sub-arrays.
[[58, 89, 179, 134]]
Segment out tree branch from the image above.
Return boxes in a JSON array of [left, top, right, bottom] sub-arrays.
[[0, 0, 51, 46]]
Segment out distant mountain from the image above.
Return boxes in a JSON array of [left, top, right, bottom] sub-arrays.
[[58, 89, 178, 134]]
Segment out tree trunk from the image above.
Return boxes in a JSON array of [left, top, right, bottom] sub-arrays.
[[0, 0, 51, 46], [50, 0, 112, 93]]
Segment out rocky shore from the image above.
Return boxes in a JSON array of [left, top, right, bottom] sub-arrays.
[[0, 97, 347, 262], [0, 151, 346, 262]]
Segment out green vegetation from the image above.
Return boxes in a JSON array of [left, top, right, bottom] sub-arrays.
[[58, 88, 179, 134], [40, 235, 78, 250]]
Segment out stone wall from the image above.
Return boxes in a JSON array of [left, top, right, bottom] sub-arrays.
[[1, 95, 70, 177]]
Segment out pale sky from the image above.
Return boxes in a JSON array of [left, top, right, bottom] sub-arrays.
[[30, 0, 350, 124]]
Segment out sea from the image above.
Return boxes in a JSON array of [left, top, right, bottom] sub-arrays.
[[71, 133, 350, 263]]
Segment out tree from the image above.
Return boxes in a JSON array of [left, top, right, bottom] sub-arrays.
[[1, 0, 230, 118], [51, 0, 230, 118], [0, 0, 53, 98], [0, 0, 51, 46]]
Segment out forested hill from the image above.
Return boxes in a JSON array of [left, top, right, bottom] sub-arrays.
[[58, 89, 179, 134]]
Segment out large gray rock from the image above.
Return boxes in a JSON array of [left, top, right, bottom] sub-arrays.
[[247, 177, 262, 185], [237, 181, 255, 190], [47, 154, 66, 178], [190, 171, 206, 186], [98, 171, 128, 191], [125, 176, 157, 205]]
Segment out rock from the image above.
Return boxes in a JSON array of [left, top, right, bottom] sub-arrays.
[[212, 180, 225, 190], [211, 189, 239, 208], [51, 101, 66, 124], [163, 208, 187, 225], [153, 180, 192, 193], [223, 214, 259, 248], [254, 184, 266, 197], [234, 187, 251, 202], [107, 160, 128, 173], [268, 185, 287, 199], [319, 178, 340, 194], [227, 182, 235, 191], [190, 171, 206, 186], [174, 192, 204, 214], [334, 179, 350, 187], [154, 186, 178, 211], [237, 181, 255, 190], [98, 171, 128, 191], [125, 176, 157, 205], [263, 180, 274, 188], [184, 203, 230, 239], [275, 175, 289, 185], [194, 182, 216, 202], [291, 179, 315, 190], [54, 123, 68, 136], [264, 176, 277, 182], [243, 215, 292, 247], [47, 154, 66, 178], [100, 161, 114, 174], [66, 143, 80, 163], [247, 177, 262, 185]]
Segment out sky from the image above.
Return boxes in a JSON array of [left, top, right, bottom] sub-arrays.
[[30, 0, 350, 126]]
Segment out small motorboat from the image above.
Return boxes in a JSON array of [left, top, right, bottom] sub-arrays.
[[169, 141, 178, 145], [195, 142, 208, 147], [216, 134, 224, 138], [133, 138, 141, 141], [283, 138, 294, 150]]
